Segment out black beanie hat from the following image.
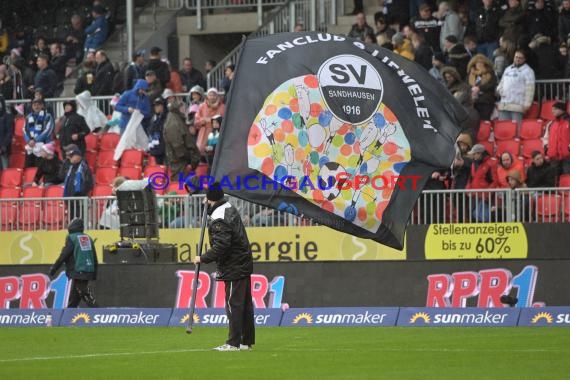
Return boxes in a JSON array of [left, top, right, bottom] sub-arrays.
[[553, 101, 567, 111], [206, 182, 224, 202]]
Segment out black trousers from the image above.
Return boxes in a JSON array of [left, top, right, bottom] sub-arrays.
[[224, 276, 255, 347], [68, 279, 97, 308]]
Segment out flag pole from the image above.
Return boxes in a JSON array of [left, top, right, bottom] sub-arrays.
[[185, 203, 209, 334]]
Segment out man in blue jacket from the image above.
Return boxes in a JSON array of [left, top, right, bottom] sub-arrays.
[[115, 79, 151, 134], [84, 5, 109, 53]]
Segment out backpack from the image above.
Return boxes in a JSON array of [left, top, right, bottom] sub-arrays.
[[71, 233, 96, 273]]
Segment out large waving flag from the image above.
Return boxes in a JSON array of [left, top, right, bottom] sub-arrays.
[[210, 32, 467, 250]]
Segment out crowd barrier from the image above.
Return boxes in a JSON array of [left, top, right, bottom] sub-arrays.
[[1, 188, 569, 233], [2, 307, 569, 327]]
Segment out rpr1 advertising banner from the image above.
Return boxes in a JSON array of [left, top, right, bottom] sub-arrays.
[[1, 261, 570, 309]]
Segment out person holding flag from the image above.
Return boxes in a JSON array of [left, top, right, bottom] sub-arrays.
[[192, 183, 255, 351]]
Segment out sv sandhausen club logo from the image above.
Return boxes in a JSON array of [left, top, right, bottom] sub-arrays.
[[317, 54, 383, 125]]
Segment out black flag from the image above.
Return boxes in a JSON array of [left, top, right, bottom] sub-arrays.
[[210, 32, 466, 250]]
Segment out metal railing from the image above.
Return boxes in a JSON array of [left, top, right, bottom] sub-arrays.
[[206, 0, 337, 89], [1, 188, 569, 232]]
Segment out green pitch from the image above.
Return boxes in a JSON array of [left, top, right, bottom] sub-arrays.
[[1, 327, 569, 379]]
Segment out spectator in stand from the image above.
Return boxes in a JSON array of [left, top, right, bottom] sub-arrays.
[[195, 88, 225, 156], [163, 93, 200, 181], [145, 70, 163, 102], [466, 143, 499, 222], [429, 52, 446, 85], [165, 60, 183, 94], [0, 95, 13, 169], [91, 50, 115, 95], [180, 57, 207, 93], [148, 96, 167, 165], [74, 68, 95, 96], [115, 79, 151, 134], [442, 66, 472, 100], [452, 132, 474, 190], [124, 49, 146, 91], [28, 37, 50, 72], [32, 142, 62, 187], [467, 53, 497, 120], [98, 176, 127, 230], [392, 32, 415, 60], [437, 2, 463, 52], [0, 65, 14, 100], [348, 12, 374, 42], [526, 150, 557, 187], [205, 114, 221, 171], [493, 36, 516, 79], [62, 148, 94, 220], [411, 3, 441, 52], [84, 5, 109, 54], [476, 0, 502, 60], [559, 0, 570, 44], [529, 34, 563, 80], [146, 47, 170, 88], [444, 35, 470, 79], [186, 85, 204, 128], [204, 60, 216, 75], [496, 49, 535, 127], [77, 50, 97, 80], [545, 101, 570, 174], [464, 35, 478, 58], [32, 54, 58, 98], [49, 43, 67, 97], [56, 100, 91, 155], [24, 97, 54, 168], [411, 32, 433, 70], [221, 63, 235, 100], [65, 14, 86, 63], [497, 152, 526, 188], [499, 0, 526, 43], [374, 13, 396, 43], [9, 57, 34, 100], [527, 0, 556, 41]]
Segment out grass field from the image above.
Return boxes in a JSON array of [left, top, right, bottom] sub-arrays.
[[1, 327, 569, 379]]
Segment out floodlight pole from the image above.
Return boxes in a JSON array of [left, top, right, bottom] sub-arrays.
[[126, 0, 135, 63], [185, 203, 209, 334]]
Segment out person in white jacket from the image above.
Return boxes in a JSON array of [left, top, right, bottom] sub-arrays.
[[496, 50, 535, 127]]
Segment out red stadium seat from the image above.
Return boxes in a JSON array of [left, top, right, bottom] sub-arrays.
[[0, 188, 20, 231], [22, 186, 45, 198], [536, 194, 562, 222], [477, 120, 492, 142], [118, 166, 142, 180], [540, 100, 559, 121], [144, 165, 167, 178], [195, 162, 209, 177], [519, 119, 544, 140], [13, 116, 25, 138], [0, 188, 20, 198], [99, 133, 121, 151], [43, 186, 66, 229], [18, 202, 40, 231], [559, 174, 570, 188], [23, 167, 38, 185], [166, 182, 187, 195], [521, 139, 544, 159], [147, 155, 158, 166], [0, 168, 23, 188], [496, 139, 521, 157], [524, 101, 540, 119], [92, 184, 113, 197], [85, 150, 98, 171], [96, 150, 118, 168], [8, 153, 25, 168], [493, 120, 517, 140], [95, 167, 118, 186], [85, 133, 99, 151], [480, 141, 494, 156], [120, 149, 144, 168]]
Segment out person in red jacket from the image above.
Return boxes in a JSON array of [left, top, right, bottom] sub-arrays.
[[546, 101, 570, 176], [466, 144, 498, 222]]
